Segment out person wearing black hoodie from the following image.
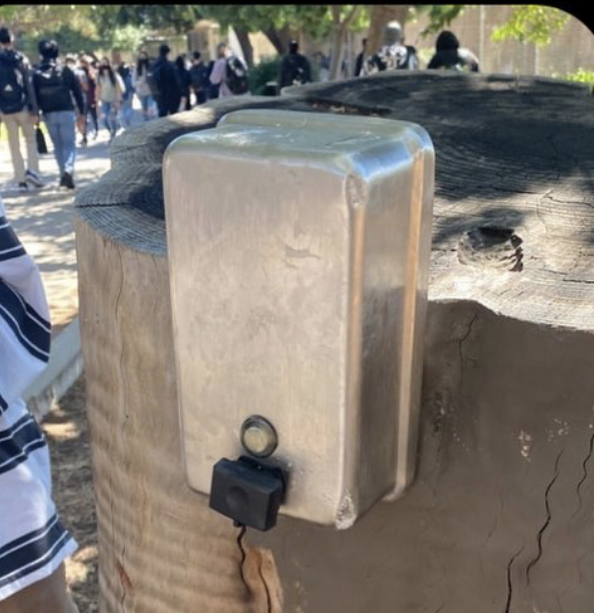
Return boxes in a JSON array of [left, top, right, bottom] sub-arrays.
[[32, 40, 85, 190], [0, 27, 44, 191], [174, 55, 191, 110], [278, 40, 312, 92], [149, 44, 182, 117], [427, 30, 480, 72]]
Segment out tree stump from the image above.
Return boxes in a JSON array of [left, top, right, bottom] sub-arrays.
[[75, 73, 594, 613]]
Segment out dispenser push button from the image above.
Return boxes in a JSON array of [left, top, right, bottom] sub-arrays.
[[209, 457, 285, 531]]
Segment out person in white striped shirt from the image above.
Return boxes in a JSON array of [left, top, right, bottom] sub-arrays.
[[0, 196, 78, 612]]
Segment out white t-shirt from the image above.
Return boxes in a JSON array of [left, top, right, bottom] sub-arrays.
[[0, 197, 77, 600]]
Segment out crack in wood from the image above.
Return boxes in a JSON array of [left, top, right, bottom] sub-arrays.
[[257, 554, 273, 613], [504, 548, 523, 613], [237, 525, 249, 596], [525, 449, 564, 585], [575, 432, 594, 515], [457, 311, 479, 387]]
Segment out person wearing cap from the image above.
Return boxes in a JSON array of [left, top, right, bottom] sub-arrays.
[[427, 30, 480, 72], [278, 40, 311, 93], [361, 21, 419, 75], [0, 27, 44, 192], [148, 43, 182, 117], [32, 40, 85, 190]]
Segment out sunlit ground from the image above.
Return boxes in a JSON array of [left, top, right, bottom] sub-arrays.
[[42, 377, 99, 612]]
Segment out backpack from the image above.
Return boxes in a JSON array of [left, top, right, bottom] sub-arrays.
[[225, 56, 248, 95], [0, 53, 26, 114], [35, 62, 71, 113]]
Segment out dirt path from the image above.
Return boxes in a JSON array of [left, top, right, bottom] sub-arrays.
[[41, 377, 98, 612]]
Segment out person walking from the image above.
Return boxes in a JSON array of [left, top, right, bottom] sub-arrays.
[[0, 27, 44, 191], [147, 44, 182, 118], [174, 55, 191, 111], [209, 42, 248, 98], [64, 55, 87, 147], [354, 38, 367, 77], [96, 57, 125, 142], [132, 50, 153, 121], [78, 55, 99, 143], [116, 60, 134, 128], [207, 59, 218, 99], [32, 40, 84, 190], [278, 40, 311, 92], [189, 51, 210, 105], [361, 21, 419, 75], [427, 30, 480, 72], [0, 195, 79, 613]]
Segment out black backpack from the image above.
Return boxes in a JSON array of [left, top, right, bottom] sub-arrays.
[[0, 53, 26, 114], [225, 56, 248, 95], [35, 62, 70, 112]]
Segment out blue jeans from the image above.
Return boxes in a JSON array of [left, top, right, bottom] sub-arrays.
[[138, 94, 153, 120], [119, 96, 134, 128], [100, 101, 119, 137], [43, 110, 76, 176]]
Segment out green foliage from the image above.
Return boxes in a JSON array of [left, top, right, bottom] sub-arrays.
[[247, 55, 281, 95], [562, 68, 594, 91], [19, 24, 101, 60], [491, 5, 570, 46], [110, 23, 150, 53], [91, 5, 202, 37], [412, 5, 466, 37], [201, 5, 368, 44]]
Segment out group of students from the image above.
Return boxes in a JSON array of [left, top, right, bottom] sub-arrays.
[[0, 29, 254, 194], [0, 28, 85, 191], [149, 40, 249, 115], [355, 23, 480, 76]]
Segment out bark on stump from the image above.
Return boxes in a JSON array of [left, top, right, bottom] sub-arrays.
[[75, 73, 594, 613]]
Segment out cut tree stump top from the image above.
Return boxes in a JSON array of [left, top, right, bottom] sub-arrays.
[[75, 73, 594, 332]]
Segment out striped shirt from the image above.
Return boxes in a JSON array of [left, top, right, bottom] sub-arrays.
[[0, 197, 77, 601]]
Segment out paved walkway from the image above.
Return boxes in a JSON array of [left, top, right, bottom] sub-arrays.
[[1, 104, 147, 414], [1, 105, 146, 333]]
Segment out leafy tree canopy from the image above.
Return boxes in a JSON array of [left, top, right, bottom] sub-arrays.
[[491, 5, 570, 46]]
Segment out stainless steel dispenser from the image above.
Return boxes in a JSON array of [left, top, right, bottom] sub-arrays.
[[164, 109, 434, 529]]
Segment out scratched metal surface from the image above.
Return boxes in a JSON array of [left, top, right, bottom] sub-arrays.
[[164, 110, 434, 527]]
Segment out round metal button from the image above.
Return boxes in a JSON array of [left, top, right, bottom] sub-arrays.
[[240, 415, 278, 458]]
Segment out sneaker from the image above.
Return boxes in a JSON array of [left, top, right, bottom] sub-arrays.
[[25, 169, 44, 188], [17, 182, 31, 192], [61, 171, 75, 190]]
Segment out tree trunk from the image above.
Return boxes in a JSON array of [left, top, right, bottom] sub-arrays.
[[263, 28, 284, 55], [328, 6, 360, 81], [75, 74, 594, 612], [366, 4, 411, 55], [233, 26, 254, 68], [328, 24, 344, 81], [263, 24, 295, 56]]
